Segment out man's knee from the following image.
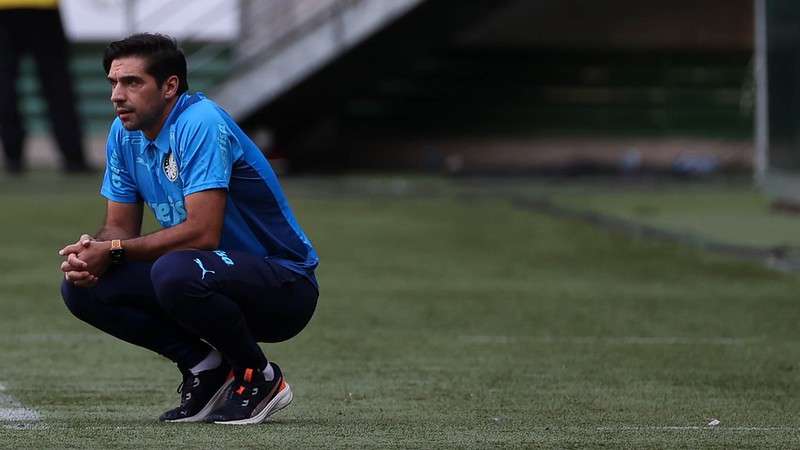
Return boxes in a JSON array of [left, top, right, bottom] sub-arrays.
[[60, 279, 92, 320], [151, 251, 207, 312]]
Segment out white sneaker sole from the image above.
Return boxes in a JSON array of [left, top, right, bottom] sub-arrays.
[[164, 378, 234, 423], [214, 383, 293, 425]]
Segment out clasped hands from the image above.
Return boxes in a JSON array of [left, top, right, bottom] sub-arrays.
[[59, 234, 112, 288]]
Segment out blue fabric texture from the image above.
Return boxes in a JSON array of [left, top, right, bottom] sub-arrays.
[[100, 92, 318, 278]]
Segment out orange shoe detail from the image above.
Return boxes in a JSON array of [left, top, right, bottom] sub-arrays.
[[279, 379, 287, 391], [236, 385, 245, 395], [244, 368, 253, 383]]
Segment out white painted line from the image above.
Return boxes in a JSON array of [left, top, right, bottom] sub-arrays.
[[517, 425, 800, 433], [0, 408, 39, 422], [461, 335, 762, 346], [0, 383, 40, 424], [597, 426, 800, 432], [0, 383, 6, 391]]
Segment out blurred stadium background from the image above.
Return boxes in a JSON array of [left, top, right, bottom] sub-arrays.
[[6, 0, 800, 447], [19, 0, 756, 175]]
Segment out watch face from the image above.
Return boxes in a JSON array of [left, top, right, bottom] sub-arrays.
[[110, 248, 125, 265]]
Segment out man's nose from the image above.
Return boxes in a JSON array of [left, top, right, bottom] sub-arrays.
[[110, 84, 124, 103]]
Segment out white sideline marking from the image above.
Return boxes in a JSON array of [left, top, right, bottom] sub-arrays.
[[461, 335, 761, 345], [0, 382, 40, 425], [597, 426, 800, 432], [523, 425, 800, 433]]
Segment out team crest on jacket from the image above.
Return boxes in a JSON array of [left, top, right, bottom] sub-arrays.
[[163, 151, 178, 182]]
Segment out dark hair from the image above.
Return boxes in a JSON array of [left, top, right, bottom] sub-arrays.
[[103, 33, 189, 95]]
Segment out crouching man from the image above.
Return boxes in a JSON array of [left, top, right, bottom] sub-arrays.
[[59, 33, 319, 424]]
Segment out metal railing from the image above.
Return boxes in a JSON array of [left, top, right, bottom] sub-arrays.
[[211, 0, 424, 118], [236, 0, 354, 64], [116, 0, 361, 81], [118, 0, 240, 73]]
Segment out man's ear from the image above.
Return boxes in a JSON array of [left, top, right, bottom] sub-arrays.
[[163, 75, 180, 99]]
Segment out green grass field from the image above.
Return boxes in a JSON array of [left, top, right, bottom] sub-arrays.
[[548, 178, 800, 249], [2, 173, 800, 448]]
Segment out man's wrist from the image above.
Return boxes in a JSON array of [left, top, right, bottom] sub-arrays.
[[109, 239, 126, 265]]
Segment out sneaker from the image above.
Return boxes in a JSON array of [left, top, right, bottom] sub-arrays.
[[159, 363, 233, 423], [206, 362, 293, 425]]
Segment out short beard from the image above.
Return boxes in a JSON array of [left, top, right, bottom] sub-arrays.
[[124, 100, 167, 134]]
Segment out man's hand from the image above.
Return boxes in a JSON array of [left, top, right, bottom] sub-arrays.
[[59, 234, 101, 288], [75, 240, 112, 281], [63, 268, 98, 288], [59, 234, 93, 258]]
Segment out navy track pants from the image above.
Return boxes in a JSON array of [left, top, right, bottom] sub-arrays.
[[61, 249, 318, 371]]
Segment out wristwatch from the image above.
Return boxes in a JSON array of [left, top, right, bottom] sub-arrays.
[[110, 239, 125, 265]]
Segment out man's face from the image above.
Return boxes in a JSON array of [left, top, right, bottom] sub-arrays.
[[107, 56, 170, 137]]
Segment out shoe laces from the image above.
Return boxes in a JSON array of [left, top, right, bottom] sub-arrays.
[[175, 374, 200, 405]]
